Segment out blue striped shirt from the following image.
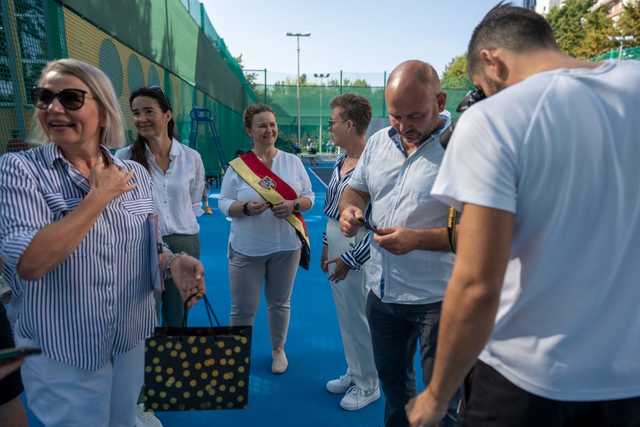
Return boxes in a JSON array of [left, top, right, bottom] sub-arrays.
[[0, 144, 157, 371], [322, 155, 371, 269]]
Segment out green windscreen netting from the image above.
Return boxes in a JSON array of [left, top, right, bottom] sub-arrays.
[[252, 82, 470, 152], [1, 0, 255, 178]]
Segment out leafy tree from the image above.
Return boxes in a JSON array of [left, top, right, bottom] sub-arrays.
[[317, 77, 370, 87], [234, 54, 257, 89], [273, 73, 309, 86], [351, 78, 370, 88], [575, 6, 616, 58], [441, 55, 471, 89], [617, 2, 640, 46], [547, 0, 594, 56]]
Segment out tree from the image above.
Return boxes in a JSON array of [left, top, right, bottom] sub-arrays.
[[234, 54, 257, 89], [575, 6, 616, 58], [441, 55, 470, 89], [617, 2, 640, 46], [547, 0, 594, 57], [323, 78, 370, 87], [273, 73, 309, 86], [351, 78, 370, 88]]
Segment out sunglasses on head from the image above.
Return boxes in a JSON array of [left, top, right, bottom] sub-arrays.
[[31, 87, 92, 111], [143, 85, 172, 108]]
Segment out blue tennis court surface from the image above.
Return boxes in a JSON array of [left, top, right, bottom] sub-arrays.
[[26, 167, 388, 427]]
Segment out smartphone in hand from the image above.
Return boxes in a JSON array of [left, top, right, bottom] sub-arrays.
[[0, 347, 42, 365], [357, 217, 378, 234]]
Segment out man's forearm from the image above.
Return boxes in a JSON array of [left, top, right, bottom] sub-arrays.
[[412, 227, 453, 252], [18, 190, 109, 280], [339, 186, 369, 213]]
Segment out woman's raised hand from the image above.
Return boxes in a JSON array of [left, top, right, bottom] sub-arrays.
[[89, 157, 136, 203]]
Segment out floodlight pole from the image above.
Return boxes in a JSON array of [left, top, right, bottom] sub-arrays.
[[286, 32, 311, 147], [314, 73, 330, 153], [609, 35, 634, 63]]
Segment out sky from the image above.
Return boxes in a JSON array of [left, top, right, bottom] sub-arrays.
[[201, 0, 512, 85]]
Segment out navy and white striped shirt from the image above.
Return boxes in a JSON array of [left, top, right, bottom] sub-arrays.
[[323, 155, 371, 269], [0, 144, 157, 371]]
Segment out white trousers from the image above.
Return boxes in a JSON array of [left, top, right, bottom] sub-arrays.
[[19, 339, 144, 427], [326, 219, 378, 391]]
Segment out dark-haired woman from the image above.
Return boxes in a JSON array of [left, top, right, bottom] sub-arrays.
[[219, 104, 314, 374], [116, 86, 205, 326]]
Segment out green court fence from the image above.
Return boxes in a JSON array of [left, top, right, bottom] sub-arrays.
[[4, 1, 635, 161], [594, 45, 640, 61], [0, 0, 256, 177], [247, 73, 471, 152]]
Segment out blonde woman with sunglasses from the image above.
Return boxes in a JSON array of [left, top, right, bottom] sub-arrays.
[[0, 58, 205, 427]]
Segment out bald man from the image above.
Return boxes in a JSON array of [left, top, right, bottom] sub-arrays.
[[338, 60, 460, 427]]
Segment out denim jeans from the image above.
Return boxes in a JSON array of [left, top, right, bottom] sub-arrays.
[[366, 291, 460, 427]]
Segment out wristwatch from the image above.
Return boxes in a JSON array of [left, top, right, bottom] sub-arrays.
[[242, 202, 250, 216], [293, 200, 301, 213]]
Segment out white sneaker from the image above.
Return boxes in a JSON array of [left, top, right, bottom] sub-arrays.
[[136, 404, 163, 427], [340, 385, 381, 411], [326, 374, 354, 394]]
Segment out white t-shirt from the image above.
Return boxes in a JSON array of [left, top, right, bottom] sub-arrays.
[[432, 60, 640, 401], [218, 150, 314, 256]]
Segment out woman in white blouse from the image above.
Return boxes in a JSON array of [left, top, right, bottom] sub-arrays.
[[117, 86, 205, 326], [219, 104, 314, 374]]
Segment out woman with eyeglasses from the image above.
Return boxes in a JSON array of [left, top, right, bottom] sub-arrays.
[[0, 58, 205, 426], [116, 86, 205, 327], [218, 104, 314, 374]]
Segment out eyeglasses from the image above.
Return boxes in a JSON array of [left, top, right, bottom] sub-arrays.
[[31, 87, 92, 111], [456, 88, 486, 113]]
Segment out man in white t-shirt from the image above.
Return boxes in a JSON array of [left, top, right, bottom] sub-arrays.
[[406, 4, 640, 427]]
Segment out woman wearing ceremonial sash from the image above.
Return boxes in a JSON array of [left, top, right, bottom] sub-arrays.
[[219, 104, 314, 374]]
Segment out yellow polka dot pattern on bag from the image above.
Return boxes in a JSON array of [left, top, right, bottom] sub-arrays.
[[142, 326, 252, 411]]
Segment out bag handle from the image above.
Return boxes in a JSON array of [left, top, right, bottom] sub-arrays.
[[182, 294, 220, 328]]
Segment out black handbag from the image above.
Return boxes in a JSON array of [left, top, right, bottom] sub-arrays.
[[141, 296, 252, 411]]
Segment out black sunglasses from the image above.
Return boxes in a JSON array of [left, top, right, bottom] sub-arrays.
[[31, 87, 92, 111], [456, 88, 486, 113]]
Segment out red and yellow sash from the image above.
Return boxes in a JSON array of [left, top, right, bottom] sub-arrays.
[[228, 152, 310, 249]]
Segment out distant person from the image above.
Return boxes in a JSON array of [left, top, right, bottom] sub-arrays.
[[407, 4, 640, 427], [339, 60, 460, 427], [0, 58, 204, 426], [219, 104, 314, 374], [117, 85, 205, 327], [321, 93, 379, 410]]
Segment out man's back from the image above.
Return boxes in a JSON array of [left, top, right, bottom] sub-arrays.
[[434, 60, 640, 400]]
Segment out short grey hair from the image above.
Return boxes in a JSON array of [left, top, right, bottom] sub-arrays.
[[31, 58, 125, 148]]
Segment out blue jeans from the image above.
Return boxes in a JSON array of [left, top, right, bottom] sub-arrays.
[[366, 291, 460, 427]]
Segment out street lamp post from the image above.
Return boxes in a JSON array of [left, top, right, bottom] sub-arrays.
[[286, 32, 311, 148], [313, 72, 329, 153], [609, 35, 634, 63]]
